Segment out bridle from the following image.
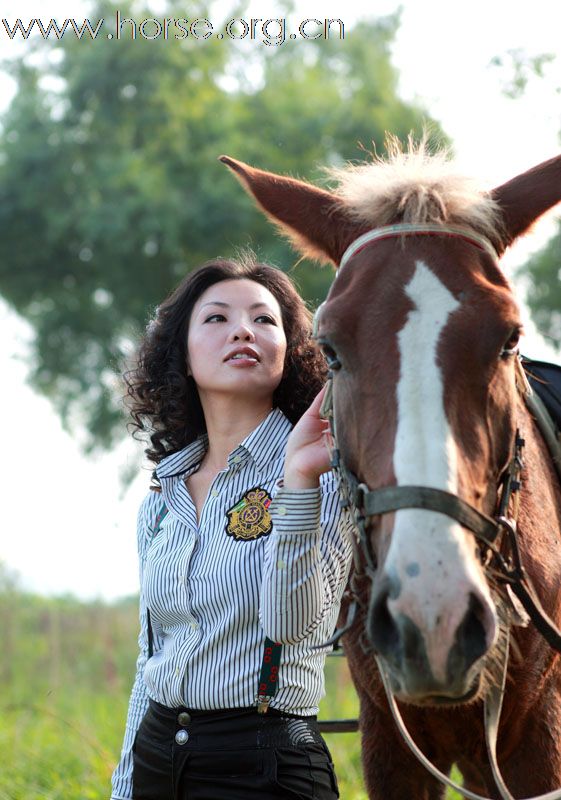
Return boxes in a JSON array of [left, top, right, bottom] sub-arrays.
[[314, 223, 561, 800]]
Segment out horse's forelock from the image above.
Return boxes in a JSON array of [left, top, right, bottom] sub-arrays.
[[328, 139, 507, 253]]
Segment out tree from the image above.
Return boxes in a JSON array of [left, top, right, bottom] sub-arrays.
[[491, 48, 561, 350], [0, 0, 444, 449], [522, 236, 561, 349]]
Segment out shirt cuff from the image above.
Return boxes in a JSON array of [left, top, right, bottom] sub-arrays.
[[270, 487, 321, 533]]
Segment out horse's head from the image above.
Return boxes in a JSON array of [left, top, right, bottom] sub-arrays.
[[221, 142, 561, 705]]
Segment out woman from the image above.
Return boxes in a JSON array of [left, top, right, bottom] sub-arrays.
[[111, 256, 353, 800]]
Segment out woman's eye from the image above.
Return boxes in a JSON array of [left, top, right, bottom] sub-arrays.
[[204, 314, 226, 323], [255, 315, 276, 324]]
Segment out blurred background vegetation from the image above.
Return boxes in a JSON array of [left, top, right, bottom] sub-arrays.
[[1, 1, 558, 453], [0, 0, 445, 451], [0, 563, 464, 799]]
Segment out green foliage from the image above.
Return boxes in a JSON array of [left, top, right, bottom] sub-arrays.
[[0, 578, 138, 797], [0, 579, 465, 798], [490, 49, 557, 100], [0, 0, 444, 451], [492, 48, 560, 349], [518, 224, 561, 350]]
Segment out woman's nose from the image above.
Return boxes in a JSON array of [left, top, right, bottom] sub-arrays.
[[230, 322, 255, 341]]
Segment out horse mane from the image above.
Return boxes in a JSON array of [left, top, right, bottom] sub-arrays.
[[329, 136, 508, 252]]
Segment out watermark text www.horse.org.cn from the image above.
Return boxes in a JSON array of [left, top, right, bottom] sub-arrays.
[[2, 13, 345, 46]]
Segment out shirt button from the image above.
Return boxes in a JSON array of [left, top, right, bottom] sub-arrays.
[[190, 620, 199, 629], [233, 455, 242, 464], [277, 506, 286, 515], [211, 490, 219, 497], [277, 559, 286, 569], [177, 711, 191, 725], [175, 730, 189, 745]]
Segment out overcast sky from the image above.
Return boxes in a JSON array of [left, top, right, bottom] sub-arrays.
[[1, 0, 560, 600]]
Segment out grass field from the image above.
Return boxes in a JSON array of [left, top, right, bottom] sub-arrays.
[[0, 571, 462, 799]]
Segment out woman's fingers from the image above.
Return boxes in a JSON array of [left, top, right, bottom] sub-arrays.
[[305, 385, 327, 417]]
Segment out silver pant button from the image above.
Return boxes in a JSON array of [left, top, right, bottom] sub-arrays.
[[175, 729, 189, 745], [177, 711, 191, 725]]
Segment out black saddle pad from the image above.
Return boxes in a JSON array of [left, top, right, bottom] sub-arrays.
[[522, 357, 561, 432]]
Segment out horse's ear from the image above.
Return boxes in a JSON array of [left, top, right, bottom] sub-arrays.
[[491, 154, 561, 254], [219, 156, 358, 266]]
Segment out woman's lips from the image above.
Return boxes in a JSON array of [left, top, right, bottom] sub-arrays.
[[226, 355, 259, 366], [224, 347, 260, 363]]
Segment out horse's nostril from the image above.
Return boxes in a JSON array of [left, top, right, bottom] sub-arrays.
[[368, 582, 400, 659], [447, 592, 489, 681]]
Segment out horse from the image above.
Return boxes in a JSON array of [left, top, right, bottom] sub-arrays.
[[220, 140, 561, 800]]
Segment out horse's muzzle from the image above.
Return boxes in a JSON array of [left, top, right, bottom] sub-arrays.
[[367, 576, 493, 704]]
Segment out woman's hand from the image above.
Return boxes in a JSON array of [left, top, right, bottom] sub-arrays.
[[283, 386, 333, 490]]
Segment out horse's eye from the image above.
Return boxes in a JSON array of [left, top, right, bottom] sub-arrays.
[[500, 327, 522, 359], [319, 339, 342, 371]]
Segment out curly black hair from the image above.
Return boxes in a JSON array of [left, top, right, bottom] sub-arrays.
[[124, 256, 327, 465]]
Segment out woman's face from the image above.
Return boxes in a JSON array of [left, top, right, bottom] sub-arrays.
[[187, 279, 287, 406]]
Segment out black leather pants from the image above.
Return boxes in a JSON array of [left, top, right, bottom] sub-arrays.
[[132, 700, 340, 799]]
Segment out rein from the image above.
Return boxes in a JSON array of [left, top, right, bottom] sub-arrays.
[[316, 223, 561, 800]]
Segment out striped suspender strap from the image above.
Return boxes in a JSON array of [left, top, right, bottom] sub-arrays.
[[145, 500, 283, 712]]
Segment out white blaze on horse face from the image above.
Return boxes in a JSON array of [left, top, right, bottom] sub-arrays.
[[386, 260, 497, 685], [394, 261, 459, 491]]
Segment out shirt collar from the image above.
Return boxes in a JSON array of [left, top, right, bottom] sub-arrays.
[[233, 407, 292, 472], [155, 407, 292, 480], [155, 436, 208, 480]]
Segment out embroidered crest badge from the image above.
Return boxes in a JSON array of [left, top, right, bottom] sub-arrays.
[[226, 487, 273, 541]]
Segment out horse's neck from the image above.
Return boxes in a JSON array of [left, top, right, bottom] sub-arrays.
[[504, 402, 561, 727], [517, 398, 561, 561]]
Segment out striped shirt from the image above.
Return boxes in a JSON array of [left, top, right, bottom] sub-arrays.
[[111, 408, 354, 800]]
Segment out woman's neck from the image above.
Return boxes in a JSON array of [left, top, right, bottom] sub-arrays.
[[198, 394, 273, 472]]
